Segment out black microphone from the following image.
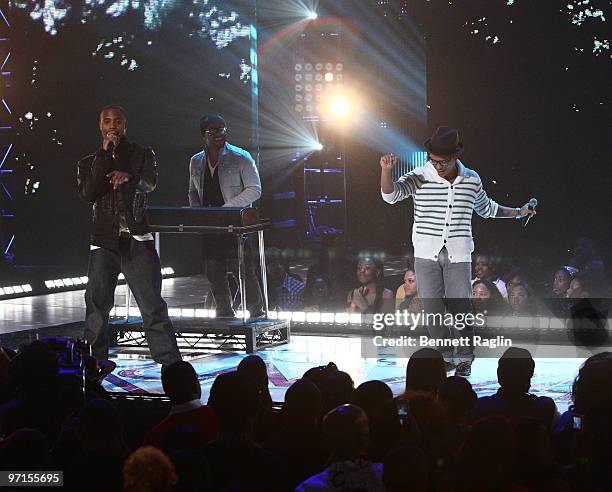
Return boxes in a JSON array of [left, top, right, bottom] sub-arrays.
[[106, 141, 115, 159], [522, 198, 537, 228]]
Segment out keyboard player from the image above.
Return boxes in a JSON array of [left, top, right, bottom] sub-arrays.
[[188, 114, 264, 317]]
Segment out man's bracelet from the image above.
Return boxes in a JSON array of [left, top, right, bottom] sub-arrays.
[[514, 207, 522, 219]]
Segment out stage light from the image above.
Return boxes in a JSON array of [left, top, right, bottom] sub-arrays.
[[331, 96, 350, 117], [324, 72, 334, 82], [307, 11, 318, 20], [315, 142, 323, 150], [335, 312, 349, 324]]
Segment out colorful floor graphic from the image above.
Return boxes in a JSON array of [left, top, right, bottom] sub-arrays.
[[102, 335, 583, 412]]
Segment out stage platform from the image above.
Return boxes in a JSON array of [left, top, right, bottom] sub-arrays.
[[102, 334, 583, 413], [0, 274, 600, 413]]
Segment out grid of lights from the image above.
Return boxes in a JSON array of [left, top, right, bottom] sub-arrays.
[[0, 284, 32, 296], [294, 61, 344, 116]]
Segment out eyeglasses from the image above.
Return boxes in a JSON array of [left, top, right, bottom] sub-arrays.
[[204, 127, 227, 136], [428, 154, 453, 167]]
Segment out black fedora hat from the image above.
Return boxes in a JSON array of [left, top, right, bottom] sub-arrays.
[[424, 126, 464, 156]]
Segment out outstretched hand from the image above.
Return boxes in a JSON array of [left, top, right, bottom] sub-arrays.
[[107, 170, 131, 189], [519, 202, 537, 218], [380, 153, 398, 171]]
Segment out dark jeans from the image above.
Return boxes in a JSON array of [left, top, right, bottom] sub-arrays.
[[414, 247, 474, 363], [84, 240, 181, 366], [203, 235, 263, 315]]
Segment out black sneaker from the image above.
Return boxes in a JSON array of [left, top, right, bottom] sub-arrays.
[[444, 361, 456, 373], [455, 361, 472, 377]]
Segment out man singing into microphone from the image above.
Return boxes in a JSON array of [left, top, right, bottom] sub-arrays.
[[77, 105, 181, 376], [188, 114, 264, 317], [380, 126, 536, 376]]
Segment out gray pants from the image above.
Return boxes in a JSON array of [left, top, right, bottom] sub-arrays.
[[414, 247, 474, 363]]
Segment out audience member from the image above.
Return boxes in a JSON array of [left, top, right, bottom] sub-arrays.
[[443, 415, 522, 492], [468, 347, 558, 429], [508, 282, 539, 316], [555, 353, 612, 492], [263, 378, 327, 488], [404, 348, 447, 397], [0, 428, 49, 471], [296, 404, 384, 492], [304, 275, 334, 312], [437, 376, 477, 426], [471, 278, 508, 316], [351, 380, 393, 425], [545, 267, 574, 318], [437, 376, 477, 458], [395, 266, 423, 312], [407, 394, 451, 470], [473, 253, 508, 298], [64, 398, 127, 492], [0, 341, 65, 443], [382, 445, 430, 492], [514, 417, 571, 492], [168, 448, 212, 492], [552, 267, 573, 298], [320, 370, 355, 416], [303, 362, 339, 395], [506, 268, 528, 294], [267, 248, 305, 311], [123, 446, 177, 492], [143, 361, 217, 452], [205, 371, 286, 491], [347, 257, 394, 314], [567, 270, 611, 299], [237, 354, 275, 441]]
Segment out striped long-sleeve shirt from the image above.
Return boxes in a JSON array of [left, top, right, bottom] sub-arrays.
[[382, 160, 498, 263]]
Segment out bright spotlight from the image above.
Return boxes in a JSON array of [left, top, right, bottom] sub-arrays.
[[307, 11, 318, 20], [331, 96, 350, 118], [315, 142, 323, 150], [324, 72, 334, 82]]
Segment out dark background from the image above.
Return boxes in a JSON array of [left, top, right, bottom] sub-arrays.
[[2, 0, 611, 285]]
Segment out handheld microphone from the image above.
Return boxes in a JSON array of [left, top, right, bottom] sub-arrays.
[[522, 198, 537, 228], [106, 141, 115, 159]]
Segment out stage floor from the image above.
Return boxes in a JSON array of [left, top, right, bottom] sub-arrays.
[[0, 274, 590, 413], [102, 334, 582, 413]]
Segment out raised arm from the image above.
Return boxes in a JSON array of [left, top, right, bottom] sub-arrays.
[[380, 153, 420, 204]]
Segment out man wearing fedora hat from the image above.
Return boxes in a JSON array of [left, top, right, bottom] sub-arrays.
[[380, 126, 536, 376]]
